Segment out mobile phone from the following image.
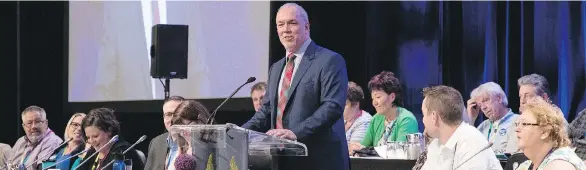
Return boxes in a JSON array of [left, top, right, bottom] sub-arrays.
[[496, 154, 508, 160]]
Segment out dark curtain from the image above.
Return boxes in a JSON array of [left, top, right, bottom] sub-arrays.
[[0, 2, 67, 146], [442, 1, 586, 124], [269, 1, 586, 130]]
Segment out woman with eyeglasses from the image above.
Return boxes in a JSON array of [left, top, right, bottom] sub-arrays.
[[43, 113, 87, 170], [514, 98, 586, 170]]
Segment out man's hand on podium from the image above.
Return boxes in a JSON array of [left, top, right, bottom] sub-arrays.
[[266, 129, 297, 141]]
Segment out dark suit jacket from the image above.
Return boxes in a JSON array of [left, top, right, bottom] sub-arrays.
[[144, 132, 213, 170], [144, 132, 168, 170], [242, 41, 349, 170]]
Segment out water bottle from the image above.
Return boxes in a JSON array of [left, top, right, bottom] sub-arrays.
[[112, 152, 126, 170]]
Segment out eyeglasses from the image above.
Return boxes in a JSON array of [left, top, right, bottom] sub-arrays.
[[181, 119, 194, 125], [22, 120, 46, 128], [520, 93, 537, 103], [164, 112, 174, 118], [70, 122, 82, 129], [514, 122, 540, 128]]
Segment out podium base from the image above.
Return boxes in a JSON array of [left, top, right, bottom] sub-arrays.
[[249, 155, 278, 170]]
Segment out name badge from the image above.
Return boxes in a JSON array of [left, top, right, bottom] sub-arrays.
[[499, 128, 507, 136]]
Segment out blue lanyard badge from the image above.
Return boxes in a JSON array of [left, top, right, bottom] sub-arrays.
[[487, 112, 515, 140]]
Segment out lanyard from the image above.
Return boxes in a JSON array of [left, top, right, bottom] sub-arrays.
[[346, 110, 362, 124], [20, 148, 32, 166], [381, 108, 400, 145], [20, 129, 53, 166], [91, 155, 102, 170], [166, 149, 178, 170], [91, 150, 109, 170], [487, 112, 514, 141], [528, 148, 555, 170]]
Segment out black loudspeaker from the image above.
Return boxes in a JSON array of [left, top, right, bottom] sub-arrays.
[[150, 24, 188, 79]]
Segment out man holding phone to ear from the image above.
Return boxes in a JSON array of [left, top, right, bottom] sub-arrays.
[[466, 82, 519, 155]]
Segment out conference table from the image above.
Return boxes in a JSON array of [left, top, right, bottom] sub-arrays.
[[349, 157, 508, 170], [350, 157, 416, 170]]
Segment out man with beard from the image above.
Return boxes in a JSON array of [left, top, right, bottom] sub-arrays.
[[9, 106, 62, 170]]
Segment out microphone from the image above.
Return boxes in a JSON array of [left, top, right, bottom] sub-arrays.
[[42, 148, 91, 170], [73, 135, 119, 170], [42, 138, 73, 161], [123, 135, 146, 154], [207, 77, 256, 124], [25, 138, 73, 169], [98, 135, 147, 170], [174, 154, 197, 170], [453, 142, 493, 170]]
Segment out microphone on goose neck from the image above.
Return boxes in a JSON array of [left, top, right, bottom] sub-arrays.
[[98, 135, 148, 170], [453, 142, 493, 170], [123, 135, 146, 154], [72, 135, 119, 170], [26, 138, 73, 169], [207, 77, 256, 124], [42, 148, 91, 170]]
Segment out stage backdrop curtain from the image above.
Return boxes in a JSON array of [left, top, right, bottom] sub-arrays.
[[269, 2, 586, 130], [442, 1, 586, 126]]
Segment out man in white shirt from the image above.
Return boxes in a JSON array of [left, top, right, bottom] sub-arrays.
[[467, 82, 519, 154], [420, 85, 502, 170]]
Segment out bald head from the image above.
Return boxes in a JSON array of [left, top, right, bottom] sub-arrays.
[[278, 3, 309, 25], [276, 3, 310, 52]]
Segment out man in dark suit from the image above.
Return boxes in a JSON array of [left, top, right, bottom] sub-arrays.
[[242, 3, 349, 170], [144, 96, 184, 170]]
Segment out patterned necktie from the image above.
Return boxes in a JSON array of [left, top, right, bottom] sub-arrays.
[[412, 147, 428, 170], [276, 53, 296, 129]]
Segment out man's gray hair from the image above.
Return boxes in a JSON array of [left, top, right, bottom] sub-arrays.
[[470, 82, 509, 106], [278, 3, 309, 24], [517, 73, 550, 97], [21, 105, 47, 120]]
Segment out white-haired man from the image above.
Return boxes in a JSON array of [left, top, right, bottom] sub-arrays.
[[467, 82, 519, 155]]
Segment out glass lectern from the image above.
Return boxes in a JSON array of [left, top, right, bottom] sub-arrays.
[[168, 123, 307, 170]]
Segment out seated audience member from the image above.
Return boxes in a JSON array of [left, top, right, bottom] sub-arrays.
[[250, 82, 267, 112], [420, 85, 502, 170], [0, 143, 12, 170], [467, 82, 519, 154], [76, 108, 144, 170], [413, 104, 472, 170], [348, 71, 419, 154], [517, 73, 569, 126], [166, 100, 213, 170], [514, 98, 586, 170], [47, 113, 86, 170], [569, 108, 586, 160], [144, 96, 184, 170], [9, 106, 63, 170], [344, 81, 372, 146]]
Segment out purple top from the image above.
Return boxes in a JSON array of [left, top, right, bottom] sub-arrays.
[[8, 128, 63, 170]]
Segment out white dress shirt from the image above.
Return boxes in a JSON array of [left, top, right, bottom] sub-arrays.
[[477, 109, 519, 154], [421, 122, 502, 170], [277, 39, 312, 94]]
